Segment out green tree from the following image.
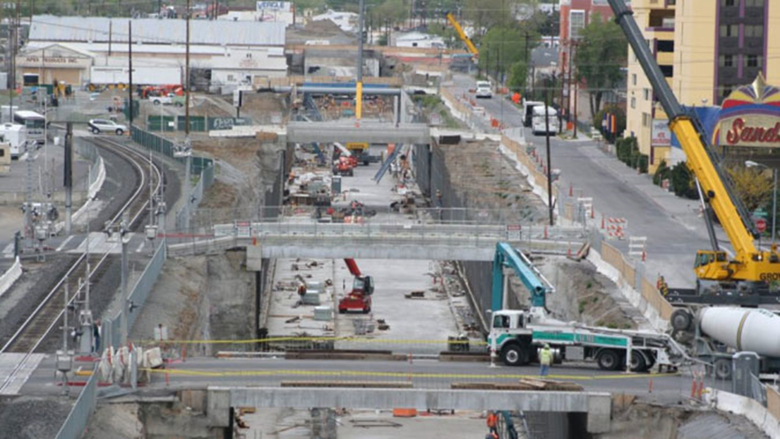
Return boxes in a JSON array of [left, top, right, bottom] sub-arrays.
[[507, 58, 528, 94], [727, 166, 774, 212], [369, 0, 409, 27], [574, 14, 627, 119], [465, 0, 516, 35], [478, 25, 537, 83]]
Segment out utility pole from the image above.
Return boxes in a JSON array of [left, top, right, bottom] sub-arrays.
[[558, 55, 565, 134], [524, 32, 530, 97], [119, 219, 129, 346], [567, 41, 573, 126], [355, 0, 364, 122], [64, 122, 73, 234], [545, 86, 554, 226], [128, 20, 133, 127], [184, 0, 192, 232], [108, 20, 112, 57], [573, 80, 579, 138]]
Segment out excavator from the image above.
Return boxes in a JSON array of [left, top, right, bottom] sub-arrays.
[[445, 12, 479, 58], [605, 0, 780, 305], [338, 259, 375, 313]]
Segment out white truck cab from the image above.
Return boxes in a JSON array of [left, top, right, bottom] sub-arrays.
[[475, 81, 493, 99]]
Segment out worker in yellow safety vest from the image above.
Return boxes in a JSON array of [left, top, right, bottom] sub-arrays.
[[539, 344, 553, 377]]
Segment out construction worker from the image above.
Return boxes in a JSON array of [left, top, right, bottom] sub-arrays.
[[539, 344, 553, 377], [486, 411, 499, 435]]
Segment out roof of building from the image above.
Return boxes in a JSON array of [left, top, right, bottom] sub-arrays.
[[29, 15, 286, 46]]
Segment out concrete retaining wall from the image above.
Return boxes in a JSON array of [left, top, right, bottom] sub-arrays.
[[207, 387, 611, 433]]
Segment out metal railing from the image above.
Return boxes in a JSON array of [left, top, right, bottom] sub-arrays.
[[54, 366, 99, 439]]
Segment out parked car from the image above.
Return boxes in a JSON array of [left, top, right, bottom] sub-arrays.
[[88, 119, 127, 135]]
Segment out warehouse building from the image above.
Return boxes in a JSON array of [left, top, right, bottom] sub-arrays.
[[18, 15, 287, 91]]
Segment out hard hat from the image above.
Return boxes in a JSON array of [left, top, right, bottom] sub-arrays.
[[544, 343, 550, 348]]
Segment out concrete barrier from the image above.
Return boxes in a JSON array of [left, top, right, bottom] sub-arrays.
[[0, 257, 22, 299], [706, 388, 780, 439]]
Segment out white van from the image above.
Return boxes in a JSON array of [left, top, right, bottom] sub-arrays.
[[531, 105, 559, 136], [0, 123, 28, 159], [522, 100, 544, 127], [475, 81, 492, 99]]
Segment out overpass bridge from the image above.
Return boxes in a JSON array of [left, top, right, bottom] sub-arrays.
[[165, 221, 588, 260]]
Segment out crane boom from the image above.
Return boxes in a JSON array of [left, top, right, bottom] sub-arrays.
[[446, 12, 478, 57], [492, 243, 554, 311], [606, 0, 780, 287]]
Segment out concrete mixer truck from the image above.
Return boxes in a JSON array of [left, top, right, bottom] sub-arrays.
[[669, 307, 780, 379]]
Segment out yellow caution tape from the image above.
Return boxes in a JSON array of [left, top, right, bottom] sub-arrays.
[[142, 368, 679, 381], [134, 336, 487, 346]]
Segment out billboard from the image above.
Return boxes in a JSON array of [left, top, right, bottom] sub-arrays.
[[257, 1, 291, 10], [651, 120, 671, 146], [717, 73, 780, 149]]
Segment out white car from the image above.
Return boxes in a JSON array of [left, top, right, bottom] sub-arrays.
[[475, 81, 493, 99], [88, 119, 127, 135]]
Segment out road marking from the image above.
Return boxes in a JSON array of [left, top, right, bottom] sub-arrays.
[[1, 243, 13, 258], [142, 368, 680, 381], [136, 241, 145, 253], [55, 236, 75, 252]]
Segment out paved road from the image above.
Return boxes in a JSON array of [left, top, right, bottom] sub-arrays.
[[23, 356, 717, 402], [449, 75, 713, 288]]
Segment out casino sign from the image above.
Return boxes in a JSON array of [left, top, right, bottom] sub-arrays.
[[718, 74, 780, 149]]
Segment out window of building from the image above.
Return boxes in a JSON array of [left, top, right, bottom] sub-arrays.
[[644, 89, 651, 100], [632, 74, 637, 86], [719, 85, 733, 99], [720, 24, 738, 37], [569, 10, 585, 40], [745, 25, 764, 38], [246, 53, 252, 58], [720, 54, 734, 67], [631, 97, 637, 109], [746, 0, 764, 6], [642, 113, 650, 127], [722, 0, 736, 6], [660, 65, 673, 77], [657, 40, 674, 52], [746, 54, 762, 68], [227, 74, 235, 81]]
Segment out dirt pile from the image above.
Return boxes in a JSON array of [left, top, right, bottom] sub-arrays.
[[439, 140, 547, 219]]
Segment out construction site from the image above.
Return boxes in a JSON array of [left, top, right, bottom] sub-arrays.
[[3, 1, 780, 439]]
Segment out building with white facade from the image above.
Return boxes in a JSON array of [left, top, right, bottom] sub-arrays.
[[19, 15, 287, 91]]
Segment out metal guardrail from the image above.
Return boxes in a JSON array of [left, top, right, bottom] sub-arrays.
[[54, 366, 99, 439]]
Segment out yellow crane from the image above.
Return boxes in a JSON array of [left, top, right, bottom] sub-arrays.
[[606, 0, 780, 304], [446, 12, 478, 57]]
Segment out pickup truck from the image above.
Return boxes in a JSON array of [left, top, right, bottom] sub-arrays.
[[149, 94, 185, 107]]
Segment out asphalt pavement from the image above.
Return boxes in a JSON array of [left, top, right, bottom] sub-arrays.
[[448, 74, 714, 288], [22, 356, 721, 404]]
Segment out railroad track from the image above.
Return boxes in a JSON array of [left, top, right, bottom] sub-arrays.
[[0, 136, 163, 393]]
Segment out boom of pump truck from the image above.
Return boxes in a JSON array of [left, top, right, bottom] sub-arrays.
[[488, 243, 688, 370], [446, 12, 478, 57], [606, 0, 780, 297]]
